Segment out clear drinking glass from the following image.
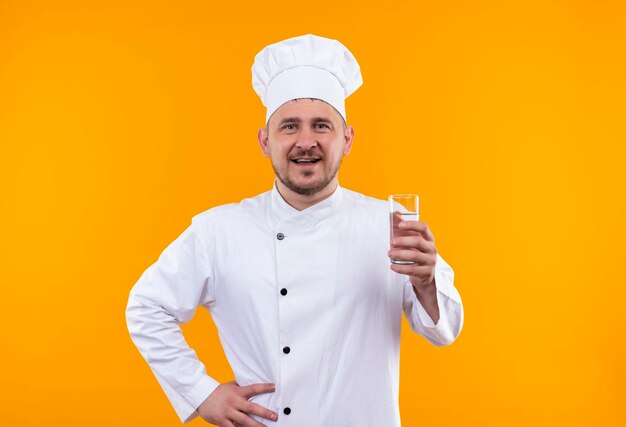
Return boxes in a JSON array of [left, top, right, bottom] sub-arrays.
[[389, 194, 420, 265]]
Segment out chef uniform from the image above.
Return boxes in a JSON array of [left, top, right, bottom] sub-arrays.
[[125, 34, 464, 426]]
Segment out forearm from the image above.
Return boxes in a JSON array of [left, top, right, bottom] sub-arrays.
[[126, 292, 219, 423], [412, 280, 440, 324], [402, 254, 463, 346]]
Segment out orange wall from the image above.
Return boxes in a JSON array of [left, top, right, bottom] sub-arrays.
[[1, 1, 624, 425]]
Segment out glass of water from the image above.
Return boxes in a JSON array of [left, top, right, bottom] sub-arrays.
[[389, 194, 420, 264]]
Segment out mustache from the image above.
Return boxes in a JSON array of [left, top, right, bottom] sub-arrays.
[[288, 148, 323, 159]]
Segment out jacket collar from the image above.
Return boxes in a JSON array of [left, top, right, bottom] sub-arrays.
[[270, 179, 344, 225]]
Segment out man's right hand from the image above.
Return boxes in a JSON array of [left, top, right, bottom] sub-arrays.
[[197, 381, 278, 427]]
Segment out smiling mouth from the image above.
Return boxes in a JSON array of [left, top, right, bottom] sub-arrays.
[[291, 158, 321, 165]]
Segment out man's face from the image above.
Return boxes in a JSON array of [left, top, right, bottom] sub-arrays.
[[258, 98, 354, 196]]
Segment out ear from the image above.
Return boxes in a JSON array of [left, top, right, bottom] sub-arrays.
[[257, 127, 271, 157], [342, 125, 355, 155]]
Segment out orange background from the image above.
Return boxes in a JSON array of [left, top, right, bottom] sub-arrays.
[[1, 0, 625, 426]]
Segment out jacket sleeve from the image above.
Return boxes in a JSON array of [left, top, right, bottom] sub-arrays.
[[402, 253, 464, 346], [125, 215, 220, 423]]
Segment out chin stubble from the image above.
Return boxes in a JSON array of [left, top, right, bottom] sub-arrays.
[[272, 158, 342, 196]]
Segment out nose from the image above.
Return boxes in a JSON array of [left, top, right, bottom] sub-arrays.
[[295, 127, 319, 150]]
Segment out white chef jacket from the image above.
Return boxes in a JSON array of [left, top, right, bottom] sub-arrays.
[[125, 182, 464, 426]]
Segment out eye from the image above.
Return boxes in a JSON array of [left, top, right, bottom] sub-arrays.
[[282, 124, 296, 130], [315, 123, 330, 129]]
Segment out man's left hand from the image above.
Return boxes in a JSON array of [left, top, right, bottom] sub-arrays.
[[388, 220, 437, 290]]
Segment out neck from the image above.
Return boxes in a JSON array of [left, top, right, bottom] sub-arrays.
[[275, 179, 339, 211]]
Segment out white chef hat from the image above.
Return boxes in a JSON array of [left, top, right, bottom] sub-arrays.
[[252, 34, 363, 125]]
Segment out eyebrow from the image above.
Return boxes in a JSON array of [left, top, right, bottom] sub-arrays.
[[277, 116, 334, 127]]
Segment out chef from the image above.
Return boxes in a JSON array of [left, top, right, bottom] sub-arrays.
[[126, 34, 464, 427]]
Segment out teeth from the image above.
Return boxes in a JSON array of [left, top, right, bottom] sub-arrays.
[[294, 159, 318, 163]]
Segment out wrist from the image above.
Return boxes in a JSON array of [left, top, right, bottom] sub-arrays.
[[411, 277, 436, 294]]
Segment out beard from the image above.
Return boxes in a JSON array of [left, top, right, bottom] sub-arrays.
[[271, 148, 342, 196]]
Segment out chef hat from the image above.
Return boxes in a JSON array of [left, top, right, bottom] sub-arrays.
[[252, 33, 363, 125]]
